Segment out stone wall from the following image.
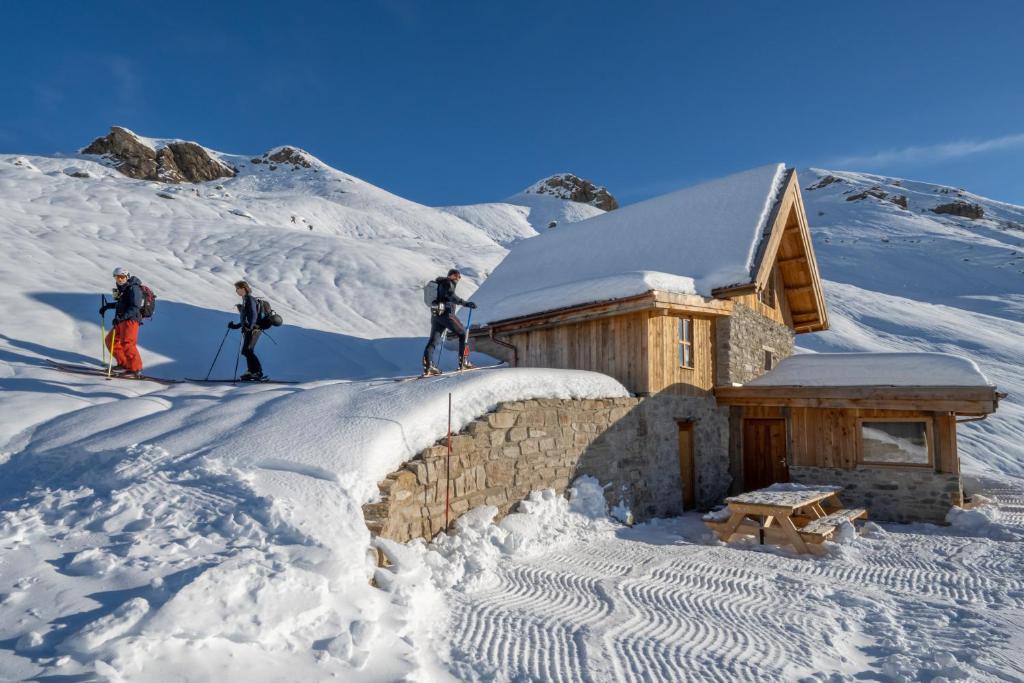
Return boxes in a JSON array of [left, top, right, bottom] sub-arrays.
[[715, 302, 795, 385], [364, 394, 730, 544], [790, 465, 962, 524]]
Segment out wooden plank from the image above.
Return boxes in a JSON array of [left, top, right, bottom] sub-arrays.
[[777, 254, 807, 265], [936, 413, 959, 474]]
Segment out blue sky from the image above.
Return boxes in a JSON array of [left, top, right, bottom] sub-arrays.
[[2, 1, 1023, 206]]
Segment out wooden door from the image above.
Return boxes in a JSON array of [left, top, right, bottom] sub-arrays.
[[678, 422, 695, 510], [742, 419, 789, 490]]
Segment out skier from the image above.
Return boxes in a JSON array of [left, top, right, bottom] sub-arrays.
[[99, 267, 145, 378], [422, 268, 477, 375], [228, 280, 265, 381]]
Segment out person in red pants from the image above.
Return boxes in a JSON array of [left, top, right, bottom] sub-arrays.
[[100, 267, 144, 377]]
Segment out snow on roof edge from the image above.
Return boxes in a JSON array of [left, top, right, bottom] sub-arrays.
[[742, 164, 790, 281], [745, 352, 994, 388]]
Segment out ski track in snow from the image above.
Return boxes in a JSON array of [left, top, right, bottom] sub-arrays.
[[443, 492, 1024, 682]]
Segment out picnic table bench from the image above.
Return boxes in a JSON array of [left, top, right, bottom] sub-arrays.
[[704, 486, 867, 554]]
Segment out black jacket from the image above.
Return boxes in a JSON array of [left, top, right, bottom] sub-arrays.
[[237, 294, 259, 330], [432, 277, 466, 315], [113, 276, 144, 323]]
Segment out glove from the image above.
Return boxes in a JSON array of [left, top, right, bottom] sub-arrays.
[[465, 301, 478, 309], [99, 303, 112, 315], [228, 322, 241, 330]]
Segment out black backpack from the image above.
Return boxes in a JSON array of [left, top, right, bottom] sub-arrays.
[[255, 297, 283, 329]]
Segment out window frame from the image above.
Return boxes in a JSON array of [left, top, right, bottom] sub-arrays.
[[758, 268, 777, 308], [677, 316, 694, 370], [856, 417, 934, 469]]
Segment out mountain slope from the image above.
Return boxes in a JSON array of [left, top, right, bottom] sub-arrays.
[[0, 138, 511, 385], [442, 174, 609, 246], [797, 168, 1024, 479]]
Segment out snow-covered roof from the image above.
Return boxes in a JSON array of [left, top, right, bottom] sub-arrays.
[[471, 163, 787, 324], [747, 352, 993, 388]]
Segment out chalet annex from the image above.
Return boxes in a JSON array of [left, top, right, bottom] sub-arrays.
[[465, 164, 1001, 524]]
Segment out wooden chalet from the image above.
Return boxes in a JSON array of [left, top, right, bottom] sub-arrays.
[[467, 164, 1001, 522]]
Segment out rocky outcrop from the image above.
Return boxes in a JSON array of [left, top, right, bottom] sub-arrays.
[[249, 146, 315, 170], [81, 126, 235, 183], [845, 185, 908, 210], [806, 175, 844, 191], [527, 174, 618, 211], [932, 201, 984, 220]]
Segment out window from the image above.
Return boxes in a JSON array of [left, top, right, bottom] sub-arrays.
[[859, 420, 932, 466], [764, 349, 774, 371], [678, 317, 694, 369], [758, 270, 776, 308]]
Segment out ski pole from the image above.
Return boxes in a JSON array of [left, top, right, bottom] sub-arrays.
[[205, 328, 231, 381], [261, 329, 278, 346], [100, 295, 107, 365], [106, 326, 117, 379], [435, 329, 448, 368], [232, 333, 243, 383]]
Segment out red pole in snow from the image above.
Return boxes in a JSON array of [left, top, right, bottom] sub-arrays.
[[445, 392, 452, 530]]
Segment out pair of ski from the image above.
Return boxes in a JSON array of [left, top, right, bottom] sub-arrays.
[[395, 362, 506, 383], [44, 359, 298, 385]]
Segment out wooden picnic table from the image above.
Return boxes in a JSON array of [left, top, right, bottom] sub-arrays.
[[705, 486, 867, 554]]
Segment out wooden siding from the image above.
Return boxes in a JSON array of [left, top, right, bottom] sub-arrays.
[[505, 312, 649, 394], [647, 313, 715, 395], [772, 407, 959, 473]]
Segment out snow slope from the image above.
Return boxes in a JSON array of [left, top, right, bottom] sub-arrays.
[[442, 177, 607, 247], [797, 168, 1024, 480], [0, 133, 623, 680], [0, 141, 509, 388]]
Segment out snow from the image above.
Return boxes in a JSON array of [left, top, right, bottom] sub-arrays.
[[438, 483, 1024, 682], [473, 270, 698, 323], [747, 351, 992, 387], [795, 167, 1024, 479], [0, 367, 625, 680], [442, 184, 606, 248], [3, 128, 1024, 681], [469, 163, 786, 323]]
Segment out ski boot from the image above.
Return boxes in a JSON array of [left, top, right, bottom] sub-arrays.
[[458, 358, 475, 371], [240, 372, 265, 382], [115, 369, 141, 379], [422, 359, 442, 376]]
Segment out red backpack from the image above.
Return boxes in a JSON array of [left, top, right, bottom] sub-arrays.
[[139, 284, 157, 319]]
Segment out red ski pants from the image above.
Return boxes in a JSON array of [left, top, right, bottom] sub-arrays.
[[106, 320, 143, 372]]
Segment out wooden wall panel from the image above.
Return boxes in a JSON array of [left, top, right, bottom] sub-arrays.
[[507, 312, 649, 394], [775, 407, 953, 471], [646, 313, 715, 396]]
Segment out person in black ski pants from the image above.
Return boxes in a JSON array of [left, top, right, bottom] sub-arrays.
[[423, 269, 477, 374], [228, 280, 264, 381]]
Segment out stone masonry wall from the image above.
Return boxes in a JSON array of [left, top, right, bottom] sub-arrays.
[[715, 302, 795, 385], [364, 395, 730, 544], [790, 465, 962, 524]]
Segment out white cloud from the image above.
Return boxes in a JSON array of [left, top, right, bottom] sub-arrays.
[[829, 132, 1024, 169]]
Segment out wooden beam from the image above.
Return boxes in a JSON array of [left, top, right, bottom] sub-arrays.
[[777, 254, 807, 265], [786, 285, 815, 296], [714, 384, 998, 414], [716, 385, 998, 402]]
